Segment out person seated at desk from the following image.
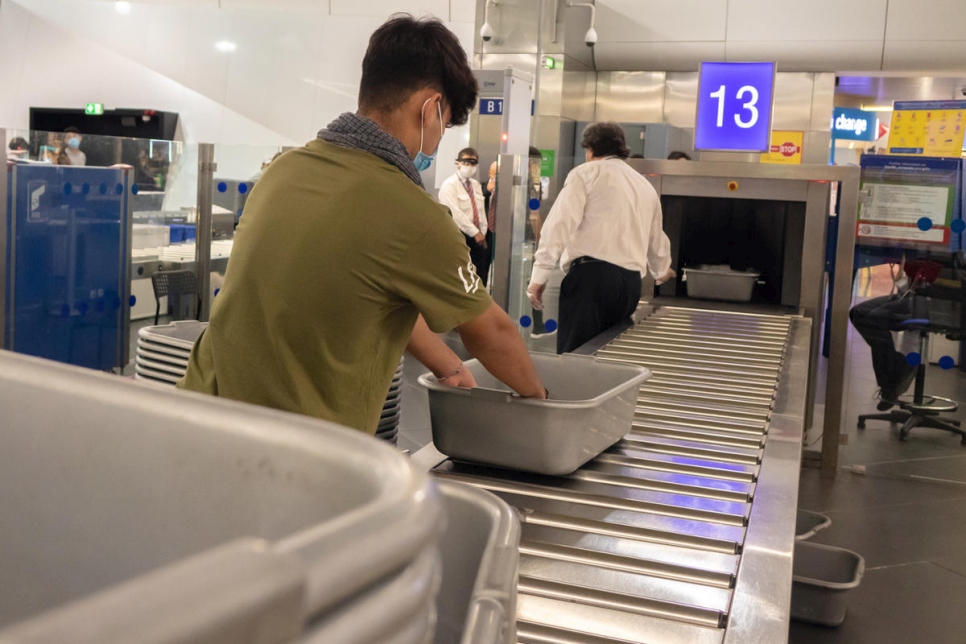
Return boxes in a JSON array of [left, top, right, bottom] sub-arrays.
[[850, 253, 964, 410]]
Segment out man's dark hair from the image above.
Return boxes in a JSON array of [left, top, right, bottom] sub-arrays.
[[528, 146, 541, 158], [457, 147, 478, 160], [581, 122, 630, 159], [64, 126, 81, 134], [359, 15, 477, 127], [667, 150, 692, 161], [8, 137, 28, 151]]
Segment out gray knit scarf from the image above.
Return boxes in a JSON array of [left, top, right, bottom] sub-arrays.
[[318, 112, 423, 187]]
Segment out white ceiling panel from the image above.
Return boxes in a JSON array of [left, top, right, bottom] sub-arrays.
[[593, 42, 727, 73], [883, 41, 966, 73], [725, 41, 885, 72], [886, 0, 966, 41], [596, 0, 727, 42], [727, 0, 887, 42], [329, 0, 449, 19]]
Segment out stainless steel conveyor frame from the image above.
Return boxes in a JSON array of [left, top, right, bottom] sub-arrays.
[[415, 306, 810, 643]]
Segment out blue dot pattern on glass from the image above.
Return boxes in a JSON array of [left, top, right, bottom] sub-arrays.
[[916, 217, 933, 232], [132, 184, 139, 195], [129, 295, 137, 307], [63, 183, 72, 195], [952, 219, 966, 234], [545, 319, 558, 332], [939, 356, 956, 370], [99, 183, 108, 195], [238, 183, 248, 194], [529, 198, 541, 211], [906, 352, 922, 367], [217, 182, 228, 193], [78, 302, 89, 315], [214, 288, 221, 297], [81, 183, 90, 195], [112, 297, 122, 310], [520, 315, 532, 328], [115, 183, 124, 195]]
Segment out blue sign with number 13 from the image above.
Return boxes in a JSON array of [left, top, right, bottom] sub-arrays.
[[695, 62, 776, 152]]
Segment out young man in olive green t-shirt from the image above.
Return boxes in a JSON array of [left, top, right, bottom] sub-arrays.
[[179, 16, 546, 433]]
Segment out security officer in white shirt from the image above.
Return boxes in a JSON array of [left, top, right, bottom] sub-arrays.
[[439, 147, 490, 286], [527, 122, 676, 353]]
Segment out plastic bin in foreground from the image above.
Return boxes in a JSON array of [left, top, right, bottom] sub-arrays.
[[419, 353, 650, 475], [0, 349, 440, 643], [791, 541, 865, 627], [795, 509, 832, 541]]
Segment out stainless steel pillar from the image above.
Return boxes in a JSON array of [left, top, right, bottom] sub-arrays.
[[194, 143, 216, 322], [491, 153, 520, 311]]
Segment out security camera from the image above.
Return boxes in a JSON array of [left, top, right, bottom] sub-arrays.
[[584, 26, 598, 47], [480, 22, 494, 42]]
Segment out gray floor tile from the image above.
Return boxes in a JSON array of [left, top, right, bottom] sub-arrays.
[[809, 496, 966, 568], [789, 561, 966, 644]]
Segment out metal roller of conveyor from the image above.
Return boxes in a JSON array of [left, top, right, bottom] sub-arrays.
[[426, 306, 810, 643]]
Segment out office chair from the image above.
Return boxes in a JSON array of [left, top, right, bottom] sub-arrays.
[[858, 259, 966, 443], [151, 270, 201, 325]]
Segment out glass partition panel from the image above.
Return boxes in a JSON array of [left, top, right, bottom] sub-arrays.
[[494, 153, 562, 355], [844, 154, 966, 448], [4, 129, 139, 370]]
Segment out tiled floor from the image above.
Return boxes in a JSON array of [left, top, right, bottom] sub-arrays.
[[790, 271, 966, 643]]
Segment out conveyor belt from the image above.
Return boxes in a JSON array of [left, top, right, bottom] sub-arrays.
[[430, 306, 809, 643]]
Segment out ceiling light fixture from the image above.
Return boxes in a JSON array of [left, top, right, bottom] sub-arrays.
[[214, 41, 237, 53], [860, 104, 894, 112], [115, 1, 131, 14]]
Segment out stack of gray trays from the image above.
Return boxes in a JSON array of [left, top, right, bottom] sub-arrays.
[[377, 357, 404, 445], [138, 322, 404, 446], [135, 321, 207, 385]]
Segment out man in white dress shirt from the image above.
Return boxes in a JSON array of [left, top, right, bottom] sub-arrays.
[[439, 147, 490, 286], [527, 122, 676, 353]]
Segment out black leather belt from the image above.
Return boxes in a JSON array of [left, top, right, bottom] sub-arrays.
[[570, 256, 601, 268]]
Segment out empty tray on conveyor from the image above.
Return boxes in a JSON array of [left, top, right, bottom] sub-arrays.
[[418, 353, 650, 476]]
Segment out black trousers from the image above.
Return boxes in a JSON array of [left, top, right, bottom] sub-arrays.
[[849, 294, 922, 390], [463, 233, 491, 288], [557, 258, 641, 354]]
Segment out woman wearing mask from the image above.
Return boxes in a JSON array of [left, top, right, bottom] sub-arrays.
[[438, 146, 490, 286], [56, 127, 86, 166]]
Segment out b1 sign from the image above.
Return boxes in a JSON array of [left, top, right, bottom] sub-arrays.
[[695, 62, 776, 152], [832, 108, 877, 142]]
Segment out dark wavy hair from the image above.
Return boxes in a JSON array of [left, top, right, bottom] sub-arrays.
[[359, 15, 478, 127], [581, 122, 631, 159]]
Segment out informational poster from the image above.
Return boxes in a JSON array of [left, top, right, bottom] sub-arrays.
[[888, 100, 966, 156], [760, 131, 803, 164], [858, 156, 961, 247]]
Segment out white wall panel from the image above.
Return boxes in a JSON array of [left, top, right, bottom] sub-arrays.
[[727, 0, 887, 42], [725, 41, 884, 72], [886, 0, 966, 41], [181, 9, 234, 105], [596, 0, 727, 42], [594, 42, 727, 73]]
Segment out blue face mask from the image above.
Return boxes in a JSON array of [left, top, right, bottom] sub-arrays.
[[414, 98, 443, 172], [67, 137, 81, 149]]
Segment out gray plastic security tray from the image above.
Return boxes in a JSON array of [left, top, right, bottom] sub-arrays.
[[418, 353, 650, 476]]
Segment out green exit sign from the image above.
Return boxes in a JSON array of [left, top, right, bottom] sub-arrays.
[[84, 103, 104, 115]]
